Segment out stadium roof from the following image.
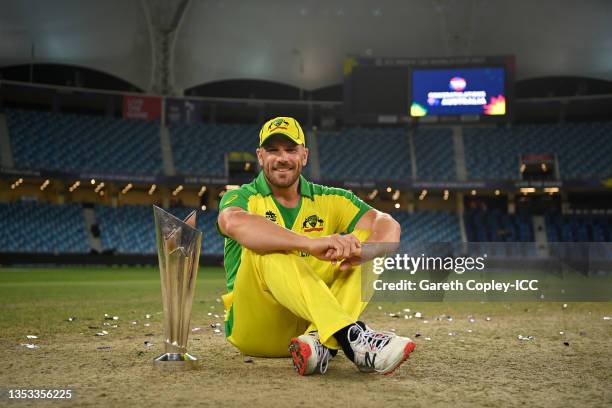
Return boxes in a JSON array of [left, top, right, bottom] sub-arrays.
[[1, 0, 611, 93]]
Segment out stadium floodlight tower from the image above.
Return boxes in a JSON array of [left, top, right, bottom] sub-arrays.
[[152, 205, 202, 369]]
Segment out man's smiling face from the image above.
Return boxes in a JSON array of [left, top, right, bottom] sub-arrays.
[[257, 134, 308, 189]]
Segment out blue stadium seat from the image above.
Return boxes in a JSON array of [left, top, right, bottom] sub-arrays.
[[464, 208, 534, 242], [318, 128, 411, 181], [392, 210, 461, 244], [169, 123, 258, 176], [414, 128, 456, 180], [545, 213, 612, 242], [463, 208, 536, 258], [95, 204, 224, 255], [7, 109, 162, 174], [545, 212, 612, 261], [0, 201, 90, 253], [463, 122, 612, 180]]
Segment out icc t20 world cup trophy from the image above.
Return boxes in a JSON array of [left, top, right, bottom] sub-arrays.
[[152, 205, 202, 368]]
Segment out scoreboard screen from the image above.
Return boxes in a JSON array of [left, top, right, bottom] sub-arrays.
[[343, 55, 514, 124], [410, 67, 506, 117]]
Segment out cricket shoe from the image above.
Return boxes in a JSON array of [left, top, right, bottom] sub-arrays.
[[288, 332, 332, 375], [348, 325, 416, 375]]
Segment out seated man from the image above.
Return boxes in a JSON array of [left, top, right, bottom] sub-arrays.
[[217, 117, 415, 376]]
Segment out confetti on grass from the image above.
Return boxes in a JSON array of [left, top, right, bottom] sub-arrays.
[[21, 343, 39, 349]]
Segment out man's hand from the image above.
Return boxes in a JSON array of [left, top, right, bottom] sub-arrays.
[[338, 254, 363, 271], [305, 234, 361, 264]]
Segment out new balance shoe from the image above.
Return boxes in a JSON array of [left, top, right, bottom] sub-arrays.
[[288, 332, 332, 375], [347, 325, 416, 375]]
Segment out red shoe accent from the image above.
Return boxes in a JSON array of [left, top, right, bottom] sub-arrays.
[[384, 341, 416, 376], [289, 338, 312, 376]]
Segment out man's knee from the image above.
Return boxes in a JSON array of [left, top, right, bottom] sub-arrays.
[[254, 250, 303, 267], [249, 251, 312, 280]]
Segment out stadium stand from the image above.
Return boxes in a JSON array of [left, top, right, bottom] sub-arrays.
[[545, 211, 612, 261], [464, 208, 534, 242], [169, 123, 258, 176], [95, 204, 223, 255], [545, 212, 612, 242], [463, 122, 612, 180], [393, 211, 461, 243], [317, 128, 411, 181], [463, 208, 536, 257], [0, 201, 90, 253], [6, 109, 612, 182], [6, 109, 162, 174], [413, 128, 456, 180]]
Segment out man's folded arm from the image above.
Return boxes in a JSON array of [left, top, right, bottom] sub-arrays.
[[354, 209, 401, 244], [340, 209, 401, 268], [218, 206, 311, 253]]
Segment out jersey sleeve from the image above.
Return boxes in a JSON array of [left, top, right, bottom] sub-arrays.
[[334, 189, 372, 233], [216, 188, 250, 238], [218, 188, 249, 212]]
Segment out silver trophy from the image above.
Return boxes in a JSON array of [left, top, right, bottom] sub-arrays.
[[152, 206, 202, 368]]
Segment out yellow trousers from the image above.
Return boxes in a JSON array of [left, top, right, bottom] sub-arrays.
[[223, 230, 370, 357]]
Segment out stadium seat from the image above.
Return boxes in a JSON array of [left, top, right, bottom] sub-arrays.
[[169, 123, 258, 176], [463, 122, 612, 180], [464, 208, 534, 243], [392, 210, 461, 244], [317, 128, 411, 181], [463, 208, 537, 257], [414, 128, 456, 180], [0, 201, 90, 253], [545, 212, 612, 242], [95, 204, 224, 255], [6, 109, 162, 174]]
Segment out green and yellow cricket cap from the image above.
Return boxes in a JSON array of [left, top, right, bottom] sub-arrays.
[[259, 117, 306, 147]]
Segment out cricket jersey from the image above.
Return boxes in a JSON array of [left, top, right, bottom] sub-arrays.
[[217, 171, 372, 294]]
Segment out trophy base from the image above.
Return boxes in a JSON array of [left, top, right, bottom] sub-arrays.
[[153, 353, 199, 370]]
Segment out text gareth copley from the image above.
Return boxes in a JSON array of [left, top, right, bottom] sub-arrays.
[[373, 279, 539, 293]]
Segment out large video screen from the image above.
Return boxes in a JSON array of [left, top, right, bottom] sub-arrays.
[[410, 67, 506, 117]]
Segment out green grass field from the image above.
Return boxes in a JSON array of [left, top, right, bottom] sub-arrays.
[[1, 267, 611, 407]]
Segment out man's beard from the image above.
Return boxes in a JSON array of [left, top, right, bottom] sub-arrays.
[[265, 166, 301, 189]]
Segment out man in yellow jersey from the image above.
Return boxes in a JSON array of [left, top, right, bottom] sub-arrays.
[[217, 117, 415, 376]]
